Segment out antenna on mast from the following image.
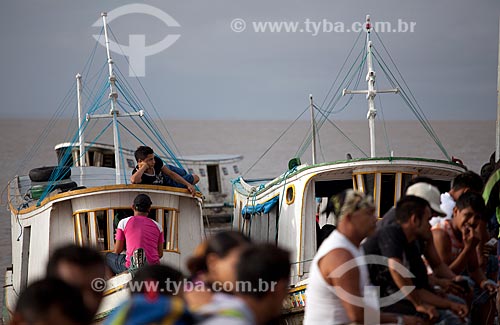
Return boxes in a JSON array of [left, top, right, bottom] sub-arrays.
[[86, 12, 144, 184], [343, 15, 399, 158]]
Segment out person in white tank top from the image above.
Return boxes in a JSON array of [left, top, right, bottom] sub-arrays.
[[304, 190, 418, 325]]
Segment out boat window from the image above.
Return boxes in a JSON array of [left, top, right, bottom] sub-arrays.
[[74, 212, 90, 246], [363, 174, 375, 197], [127, 159, 136, 168], [286, 186, 295, 205], [315, 179, 353, 198], [95, 210, 109, 251], [188, 168, 194, 174], [433, 180, 451, 194], [199, 168, 206, 177], [93, 151, 103, 167], [20, 226, 31, 291], [222, 167, 228, 176], [233, 165, 239, 174], [380, 173, 396, 217], [103, 154, 115, 168], [207, 165, 220, 193], [401, 173, 415, 193], [162, 210, 179, 252], [112, 209, 134, 238], [56, 148, 73, 168]]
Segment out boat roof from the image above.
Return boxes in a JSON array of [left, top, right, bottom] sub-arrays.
[[55, 142, 243, 163], [234, 156, 466, 196], [177, 154, 243, 163]]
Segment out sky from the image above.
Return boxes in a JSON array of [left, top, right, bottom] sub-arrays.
[[0, 0, 499, 120]]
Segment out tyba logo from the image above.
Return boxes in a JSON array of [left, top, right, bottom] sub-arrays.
[[93, 4, 181, 77], [328, 254, 416, 324]]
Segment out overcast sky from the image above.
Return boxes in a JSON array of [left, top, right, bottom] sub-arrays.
[[0, 0, 499, 120]]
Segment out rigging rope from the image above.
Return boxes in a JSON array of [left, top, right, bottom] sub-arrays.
[[372, 31, 451, 160], [242, 105, 309, 177]]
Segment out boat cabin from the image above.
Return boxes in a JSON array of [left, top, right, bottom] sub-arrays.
[[55, 143, 243, 218], [232, 157, 465, 287]]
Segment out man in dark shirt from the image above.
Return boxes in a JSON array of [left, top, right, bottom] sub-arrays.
[[130, 146, 199, 196], [363, 195, 468, 323]]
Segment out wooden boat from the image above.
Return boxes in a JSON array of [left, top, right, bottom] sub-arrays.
[[3, 12, 205, 323], [54, 142, 243, 222], [231, 16, 467, 323]]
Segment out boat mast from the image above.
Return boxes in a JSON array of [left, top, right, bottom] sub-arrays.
[[496, 17, 500, 162], [343, 15, 398, 158], [102, 12, 123, 183], [76, 74, 85, 167], [87, 12, 144, 184], [310, 94, 317, 164]]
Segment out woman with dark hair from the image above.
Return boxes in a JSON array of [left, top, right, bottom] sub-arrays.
[[184, 231, 251, 310]]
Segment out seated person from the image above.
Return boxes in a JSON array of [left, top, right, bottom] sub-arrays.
[[106, 194, 164, 277], [432, 191, 497, 324], [363, 195, 468, 323], [131, 145, 199, 196], [305, 190, 421, 325]]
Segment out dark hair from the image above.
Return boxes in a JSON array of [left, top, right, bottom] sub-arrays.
[[134, 146, 154, 162], [452, 171, 483, 193], [46, 244, 104, 277], [236, 244, 290, 298], [14, 278, 93, 324], [455, 191, 486, 220], [131, 264, 184, 296], [186, 231, 251, 276], [395, 195, 429, 224], [133, 194, 153, 213]]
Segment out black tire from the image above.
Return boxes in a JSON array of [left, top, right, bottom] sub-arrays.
[[52, 181, 78, 193], [29, 166, 71, 182]]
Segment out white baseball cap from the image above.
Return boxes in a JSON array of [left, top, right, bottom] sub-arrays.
[[406, 183, 446, 216]]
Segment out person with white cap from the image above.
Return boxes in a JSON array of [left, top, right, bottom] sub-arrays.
[[379, 182, 463, 296], [364, 195, 468, 323]]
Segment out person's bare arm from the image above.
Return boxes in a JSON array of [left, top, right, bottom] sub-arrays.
[[388, 258, 438, 321], [319, 249, 366, 323], [113, 239, 125, 254], [432, 228, 471, 274], [476, 220, 489, 271], [130, 162, 148, 184], [418, 289, 468, 315], [424, 237, 456, 279], [158, 240, 164, 258], [161, 165, 196, 196]]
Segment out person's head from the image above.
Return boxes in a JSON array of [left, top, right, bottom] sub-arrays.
[[11, 278, 93, 325], [452, 191, 486, 232], [327, 189, 376, 239], [406, 182, 446, 217], [134, 145, 155, 167], [186, 231, 251, 286], [396, 195, 432, 240], [450, 171, 483, 198], [131, 264, 184, 297], [236, 244, 291, 323], [133, 193, 153, 215], [46, 244, 105, 316]]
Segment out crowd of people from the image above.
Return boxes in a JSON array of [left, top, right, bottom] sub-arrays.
[[8, 161, 500, 324], [9, 230, 290, 325], [305, 171, 499, 325]]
